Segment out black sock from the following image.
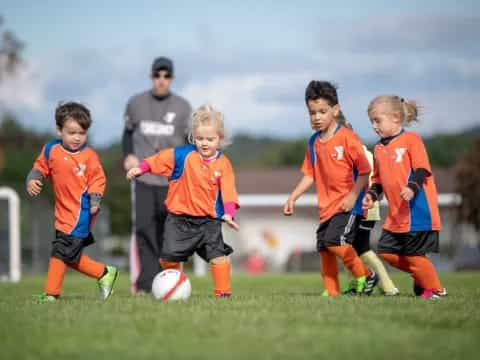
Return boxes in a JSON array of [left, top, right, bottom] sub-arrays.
[[101, 266, 108, 277]]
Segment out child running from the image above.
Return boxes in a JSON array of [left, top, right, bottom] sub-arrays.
[[284, 80, 378, 297], [362, 95, 446, 299], [126, 104, 239, 297], [26, 102, 118, 302]]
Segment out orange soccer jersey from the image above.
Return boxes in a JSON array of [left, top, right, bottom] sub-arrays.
[[301, 126, 371, 223], [33, 140, 106, 238], [372, 130, 441, 233], [144, 144, 239, 218]]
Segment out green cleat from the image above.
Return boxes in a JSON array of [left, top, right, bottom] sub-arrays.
[[321, 289, 330, 297], [97, 265, 118, 300], [33, 293, 58, 303], [355, 276, 367, 294], [342, 279, 357, 295]]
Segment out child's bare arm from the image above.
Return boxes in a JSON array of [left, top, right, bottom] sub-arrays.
[[284, 175, 314, 216], [341, 173, 369, 212]]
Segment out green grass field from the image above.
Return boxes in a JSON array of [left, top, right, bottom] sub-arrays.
[[1, 272, 479, 360]]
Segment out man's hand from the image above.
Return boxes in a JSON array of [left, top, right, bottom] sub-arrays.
[[90, 206, 100, 215], [123, 154, 139, 171], [27, 179, 43, 196]]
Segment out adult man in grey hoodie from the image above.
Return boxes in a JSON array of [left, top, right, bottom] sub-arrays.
[[122, 57, 192, 293]]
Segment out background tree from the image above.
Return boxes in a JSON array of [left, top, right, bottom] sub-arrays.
[[456, 138, 480, 231], [0, 15, 24, 82]]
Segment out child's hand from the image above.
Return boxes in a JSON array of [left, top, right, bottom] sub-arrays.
[[123, 154, 139, 171], [90, 206, 100, 215], [341, 192, 357, 212], [400, 187, 414, 201], [362, 193, 374, 210], [27, 179, 43, 196], [222, 214, 240, 231], [126, 167, 142, 180], [283, 198, 295, 216]]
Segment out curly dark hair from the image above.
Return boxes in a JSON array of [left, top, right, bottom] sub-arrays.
[[305, 80, 338, 106], [55, 101, 92, 130]]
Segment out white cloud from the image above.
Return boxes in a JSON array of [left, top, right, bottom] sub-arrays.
[[181, 73, 310, 136], [0, 62, 46, 111]]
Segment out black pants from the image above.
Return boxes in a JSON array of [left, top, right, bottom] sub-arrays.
[[134, 181, 168, 292]]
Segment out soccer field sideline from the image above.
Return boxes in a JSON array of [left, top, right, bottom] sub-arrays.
[[1, 272, 479, 360]]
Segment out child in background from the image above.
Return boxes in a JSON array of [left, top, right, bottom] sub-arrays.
[[284, 81, 378, 296], [26, 102, 118, 302], [127, 105, 239, 297], [363, 95, 446, 299]]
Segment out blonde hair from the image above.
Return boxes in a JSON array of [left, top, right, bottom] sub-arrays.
[[367, 95, 420, 125], [336, 110, 353, 129], [188, 104, 230, 147]]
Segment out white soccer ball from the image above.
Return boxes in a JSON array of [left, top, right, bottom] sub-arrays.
[[152, 269, 191, 301]]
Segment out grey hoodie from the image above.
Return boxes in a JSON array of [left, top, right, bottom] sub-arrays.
[[122, 90, 192, 186]]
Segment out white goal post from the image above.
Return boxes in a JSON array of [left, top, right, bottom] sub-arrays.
[[0, 187, 21, 282]]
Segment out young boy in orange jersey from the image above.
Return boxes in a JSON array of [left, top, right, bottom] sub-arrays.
[[284, 81, 378, 296], [363, 95, 446, 299], [127, 104, 239, 297], [26, 102, 118, 302]]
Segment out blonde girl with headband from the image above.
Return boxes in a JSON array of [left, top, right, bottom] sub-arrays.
[[127, 104, 240, 297], [362, 95, 446, 299]]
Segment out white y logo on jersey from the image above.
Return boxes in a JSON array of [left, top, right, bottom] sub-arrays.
[[333, 146, 344, 160], [394, 148, 406, 163], [75, 163, 86, 176], [163, 112, 177, 123], [211, 171, 222, 185]]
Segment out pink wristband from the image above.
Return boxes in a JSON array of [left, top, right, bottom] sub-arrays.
[[224, 202, 238, 218], [139, 160, 151, 175]]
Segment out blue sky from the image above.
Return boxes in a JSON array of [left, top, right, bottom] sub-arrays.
[[1, 0, 479, 145]]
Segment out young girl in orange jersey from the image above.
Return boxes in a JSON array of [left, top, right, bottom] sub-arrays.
[[284, 81, 378, 296], [127, 104, 239, 297], [362, 95, 446, 299], [26, 102, 118, 302], [336, 116, 398, 296]]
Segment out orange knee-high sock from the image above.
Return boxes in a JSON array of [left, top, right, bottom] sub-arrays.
[[328, 245, 369, 278], [380, 253, 412, 273], [380, 253, 423, 285], [405, 256, 443, 292], [160, 259, 182, 271], [44, 257, 68, 296], [210, 262, 231, 296], [68, 255, 105, 279], [319, 251, 340, 296]]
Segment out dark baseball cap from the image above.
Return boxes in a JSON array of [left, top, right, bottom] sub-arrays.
[[151, 57, 174, 75]]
